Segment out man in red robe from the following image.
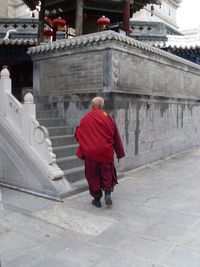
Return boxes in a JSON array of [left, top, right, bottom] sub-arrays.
[[75, 96, 125, 208]]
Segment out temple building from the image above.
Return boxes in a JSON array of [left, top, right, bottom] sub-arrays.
[[0, 0, 37, 100], [130, 0, 183, 42], [129, 0, 200, 65], [1, 1, 200, 199], [0, 0, 199, 101], [161, 28, 200, 65], [0, 0, 31, 18], [0, 0, 162, 100]]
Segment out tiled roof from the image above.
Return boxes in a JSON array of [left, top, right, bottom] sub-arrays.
[[145, 38, 200, 50], [0, 39, 37, 46], [165, 43, 200, 49], [28, 30, 200, 69], [154, 35, 200, 49]]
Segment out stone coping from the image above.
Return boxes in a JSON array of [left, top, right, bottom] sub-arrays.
[[28, 30, 200, 70], [0, 39, 37, 46]]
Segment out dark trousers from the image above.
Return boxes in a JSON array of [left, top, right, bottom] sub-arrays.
[[84, 159, 117, 198]]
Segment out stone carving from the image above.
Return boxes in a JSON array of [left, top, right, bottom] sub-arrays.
[[0, 66, 64, 180], [33, 126, 46, 144], [112, 53, 120, 88]]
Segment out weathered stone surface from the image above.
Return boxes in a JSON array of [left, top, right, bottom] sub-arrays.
[[29, 31, 200, 173], [2, 148, 200, 266]]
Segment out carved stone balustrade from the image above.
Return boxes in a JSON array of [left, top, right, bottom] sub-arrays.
[[0, 66, 72, 200]]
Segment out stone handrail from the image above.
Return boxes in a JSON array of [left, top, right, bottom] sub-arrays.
[[0, 66, 64, 180]]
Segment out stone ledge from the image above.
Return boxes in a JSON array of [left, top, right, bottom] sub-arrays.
[[28, 30, 200, 70]]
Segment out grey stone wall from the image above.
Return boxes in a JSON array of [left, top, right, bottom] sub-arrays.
[[34, 51, 103, 97], [112, 94, 200, 171], [29, 31, 200, 172], [30, 31, 200, 100]]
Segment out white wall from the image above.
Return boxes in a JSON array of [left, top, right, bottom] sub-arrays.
[[0, 0, 31, 18], [131, 0, 183, 30], [0, 0, 8, 17]]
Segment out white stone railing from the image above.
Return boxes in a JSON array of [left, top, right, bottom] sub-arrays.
[[0, 66, 64, 180]]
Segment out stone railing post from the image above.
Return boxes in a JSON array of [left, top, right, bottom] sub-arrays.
[[0, 66, 11, 116], [22, 92, 36, 145]]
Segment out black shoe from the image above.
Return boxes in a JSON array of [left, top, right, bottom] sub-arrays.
[[105, 195, 112, 205], [105, 190, 112, 205], [92, 199, 101, 208]]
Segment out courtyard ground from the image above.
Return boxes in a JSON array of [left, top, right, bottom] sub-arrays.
[[1, 148, 200, 266]]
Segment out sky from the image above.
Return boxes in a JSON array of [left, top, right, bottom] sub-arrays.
[[177, 0, 200, 30]]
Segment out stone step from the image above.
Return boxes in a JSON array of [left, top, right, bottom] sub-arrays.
[[38, 118, 66, 127], [35, 108, 84, 184], [70, 179, 88, 193], [47, 126, 75, 136], [51, 135, 77, 147], [64, 166, 85, 183], [57, 155, 83, 170], [53, 144, 78, 158], [36, 103, 52, 110], [36, 109, 60, 118]]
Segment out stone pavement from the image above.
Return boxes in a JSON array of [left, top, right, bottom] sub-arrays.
[[1, 149, 200, 266]]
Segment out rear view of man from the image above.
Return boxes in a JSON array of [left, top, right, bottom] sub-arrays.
[[75, 96, 125, 208]]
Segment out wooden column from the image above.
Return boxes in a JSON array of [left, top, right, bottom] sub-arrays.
[[123, 0, 130, 32], [52, 26, 57, 41], [75, 0, 83, 36]]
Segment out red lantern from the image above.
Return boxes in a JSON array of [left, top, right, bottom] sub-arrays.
[[52, 17, 66, 32], [44, 28, 53, 37], [97, 15, 110, 30]]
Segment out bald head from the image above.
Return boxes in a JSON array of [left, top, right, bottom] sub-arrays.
[[91, 97, 104, 110]]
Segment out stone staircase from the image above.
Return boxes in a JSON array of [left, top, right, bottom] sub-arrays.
[[36, 107, 87, 190]]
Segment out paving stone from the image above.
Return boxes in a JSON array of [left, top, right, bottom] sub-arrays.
[[154, 210, 200, 228], [0, 211, 64, 241], [34, 203, 116, 235], [1, 187, 54, 214], [30, 258, 79, 267], [0, 230, 40, 264], [144, 196, 177, 210], [94, 250, 153, 267], [128, 204, 164, 223], [181, 229, 200, 250], [119, 235, 173, 262], [143, 222, 190, 243], [156, 188, 188, 201], [6, 233, 114, 267], [90, 223, 141, 249], [161, 246, 200, 267], [170, 199, 200, 216]]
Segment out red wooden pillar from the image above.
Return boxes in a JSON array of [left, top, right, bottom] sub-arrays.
[[52, 26, 57, 41], [123, 0, 130, 34]]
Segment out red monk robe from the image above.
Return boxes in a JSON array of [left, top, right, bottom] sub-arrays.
[[75, 108, 125, 198]]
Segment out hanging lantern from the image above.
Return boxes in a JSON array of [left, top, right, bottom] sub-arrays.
[[97, 15, 110, 30], [52, 17, 66, 32], [44, 28, 53, 37]]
